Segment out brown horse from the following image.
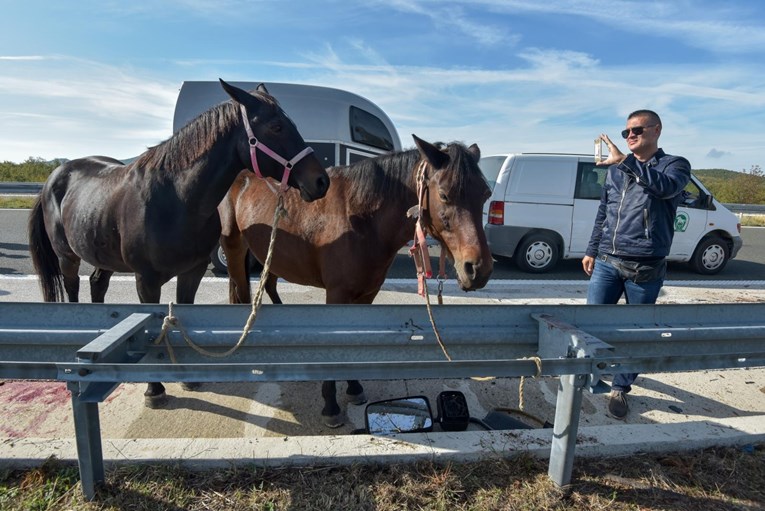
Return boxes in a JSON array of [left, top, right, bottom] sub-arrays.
[[219, 135, 493, 426], [28, 79, 330, 407]]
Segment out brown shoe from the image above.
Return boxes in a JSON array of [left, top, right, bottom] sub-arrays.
[[607, 390, 629, 420]]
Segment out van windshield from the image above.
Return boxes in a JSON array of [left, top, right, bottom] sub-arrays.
[[478, 156, 506, 190]]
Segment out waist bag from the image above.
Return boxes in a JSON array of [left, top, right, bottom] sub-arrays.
[[601, 254, 666, 283]]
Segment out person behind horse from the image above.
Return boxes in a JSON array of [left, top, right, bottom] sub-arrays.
[[581, 109, 691, 420]]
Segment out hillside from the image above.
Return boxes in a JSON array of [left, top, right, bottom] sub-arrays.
[[2, 160, 764, 204], [694, 167, 765, 204]]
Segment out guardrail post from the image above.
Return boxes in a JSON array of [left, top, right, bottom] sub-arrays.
[[68, 383, 104, 500], [548, 373, 587, 486]]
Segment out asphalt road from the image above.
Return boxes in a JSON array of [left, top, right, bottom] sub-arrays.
[[2, 207, 764, 281]]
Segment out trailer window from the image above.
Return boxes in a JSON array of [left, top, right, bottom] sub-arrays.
[[350, 106, 394, 151]]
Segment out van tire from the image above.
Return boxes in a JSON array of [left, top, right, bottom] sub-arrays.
[[514, 233, 560, 273], [210, 243, 263, 274], [210, 243, 228, 272], [689, 235, 730, 275]]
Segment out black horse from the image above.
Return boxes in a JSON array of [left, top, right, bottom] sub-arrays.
[[28, 79, 330, 406]]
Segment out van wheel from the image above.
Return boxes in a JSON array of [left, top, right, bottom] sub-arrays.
[[689, 235, 730, 275], [210, 243, 262, 274], [210, 243, 228, 272], [514, 233, 559, 273]]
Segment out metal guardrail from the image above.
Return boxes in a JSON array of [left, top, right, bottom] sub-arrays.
[[2, 183, 765, 215], [0, 181, 42, 195], [2, 302, 765, 500], [724, 203, 765, 214]]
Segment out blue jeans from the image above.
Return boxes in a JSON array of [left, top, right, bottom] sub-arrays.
[[587, 258, 665, 393]]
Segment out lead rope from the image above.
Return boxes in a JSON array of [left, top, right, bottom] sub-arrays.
[[419, 273, 451, 362], [517, 356, 543, 411], [154, 194, 287, 360], [408, 161, 451, 361]]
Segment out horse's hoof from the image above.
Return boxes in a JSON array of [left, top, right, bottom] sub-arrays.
[[323, 414, 345, 428], [347, 391, 367, 406], [181, 382, 202, 391], [144, 392, 168, 409]]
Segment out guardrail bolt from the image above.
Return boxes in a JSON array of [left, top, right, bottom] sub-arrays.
[[78, 368, 91, 377]]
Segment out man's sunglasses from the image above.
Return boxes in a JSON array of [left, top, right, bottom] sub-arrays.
[[621, 124, 658, 139]]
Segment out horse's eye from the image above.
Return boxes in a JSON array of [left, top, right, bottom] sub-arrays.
[[272, 123, 282, 133], [439, 191, 449, 203]]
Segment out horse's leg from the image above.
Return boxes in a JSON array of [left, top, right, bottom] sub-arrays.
[[174, 261, 209, 392], [134, 273, 162, 304], [218, 226, 251, 304], [264, 272, 282, 304], [317, 290, 377, 427], [175, 260, 208, 304], [89, 268, 113, 303], [135, 273, 168, 407], [321, 380, 344, 428], [59, 256, 81, 303]]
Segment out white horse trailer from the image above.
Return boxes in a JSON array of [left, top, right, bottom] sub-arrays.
[[173, 81, 402, 167]]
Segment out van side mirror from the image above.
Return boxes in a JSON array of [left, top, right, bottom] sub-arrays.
[[365, 396, 434, 435]]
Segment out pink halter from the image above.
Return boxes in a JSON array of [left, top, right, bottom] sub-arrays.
[[240, 104, 314, 193]]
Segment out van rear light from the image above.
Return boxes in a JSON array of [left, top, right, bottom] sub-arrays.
[[488, 201, 504, 225]]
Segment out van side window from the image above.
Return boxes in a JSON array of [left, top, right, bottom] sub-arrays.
[[680, 178, 711, 210], [575, 162, 605, 200], [349, 106, 395, 151]]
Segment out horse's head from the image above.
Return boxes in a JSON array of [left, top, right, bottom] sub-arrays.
[[413, 134, 493, 291], [220, 79, 330, 202]]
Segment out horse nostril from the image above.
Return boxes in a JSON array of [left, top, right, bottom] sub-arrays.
[[318, 175, 330, 194], [464, 261, 477, 279]]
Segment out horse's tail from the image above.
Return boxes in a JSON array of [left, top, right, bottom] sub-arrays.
[[28, 196, 66, 302]]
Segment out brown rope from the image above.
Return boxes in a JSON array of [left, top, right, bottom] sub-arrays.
[[419, 270, 452, 361], [518, 356, 543, 411], [154, 194, 286, 359]]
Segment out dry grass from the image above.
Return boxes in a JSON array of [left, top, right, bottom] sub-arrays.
[[1, 444, 763, 510]]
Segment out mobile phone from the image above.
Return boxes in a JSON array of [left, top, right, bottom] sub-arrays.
[[594, 138, 605, 162]]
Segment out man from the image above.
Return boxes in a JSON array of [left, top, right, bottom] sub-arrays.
[[582, 110, 691, 419]]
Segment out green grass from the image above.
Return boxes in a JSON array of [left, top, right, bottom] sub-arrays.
[[0, 196, 36, 209]]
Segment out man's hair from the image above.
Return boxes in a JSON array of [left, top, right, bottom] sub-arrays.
[[627, 109, 661, 126]]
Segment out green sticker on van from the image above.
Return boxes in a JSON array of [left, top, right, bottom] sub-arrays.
[[674, 211, 690, 232]]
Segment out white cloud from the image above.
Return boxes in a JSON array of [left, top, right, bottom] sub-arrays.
[[0, 56, 177, 162]]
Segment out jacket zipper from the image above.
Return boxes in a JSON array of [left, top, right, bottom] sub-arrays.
[[612, 179, 629, 253], [643, 208, 650, 239]]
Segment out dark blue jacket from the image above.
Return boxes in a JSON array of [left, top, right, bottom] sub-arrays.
[[586, 149, 691, 259]]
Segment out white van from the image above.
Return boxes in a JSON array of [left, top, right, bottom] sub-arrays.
[[479, 153, 743, 275]]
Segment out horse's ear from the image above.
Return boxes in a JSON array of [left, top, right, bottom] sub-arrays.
[[219, 79, 254, 106], [412, 134, 448, 169], [467, 143, 481, 163], [256, 83, 269, 94]]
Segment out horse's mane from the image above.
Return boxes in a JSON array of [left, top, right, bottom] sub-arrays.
[[135, 91, 280, 172], [336, 142, 483, 211]]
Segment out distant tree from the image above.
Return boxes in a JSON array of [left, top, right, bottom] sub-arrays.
[[0, 157, 58, 182], [715, 165, 765, 204]]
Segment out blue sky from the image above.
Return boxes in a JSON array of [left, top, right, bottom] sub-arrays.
[[1, 0, 763, 171]]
